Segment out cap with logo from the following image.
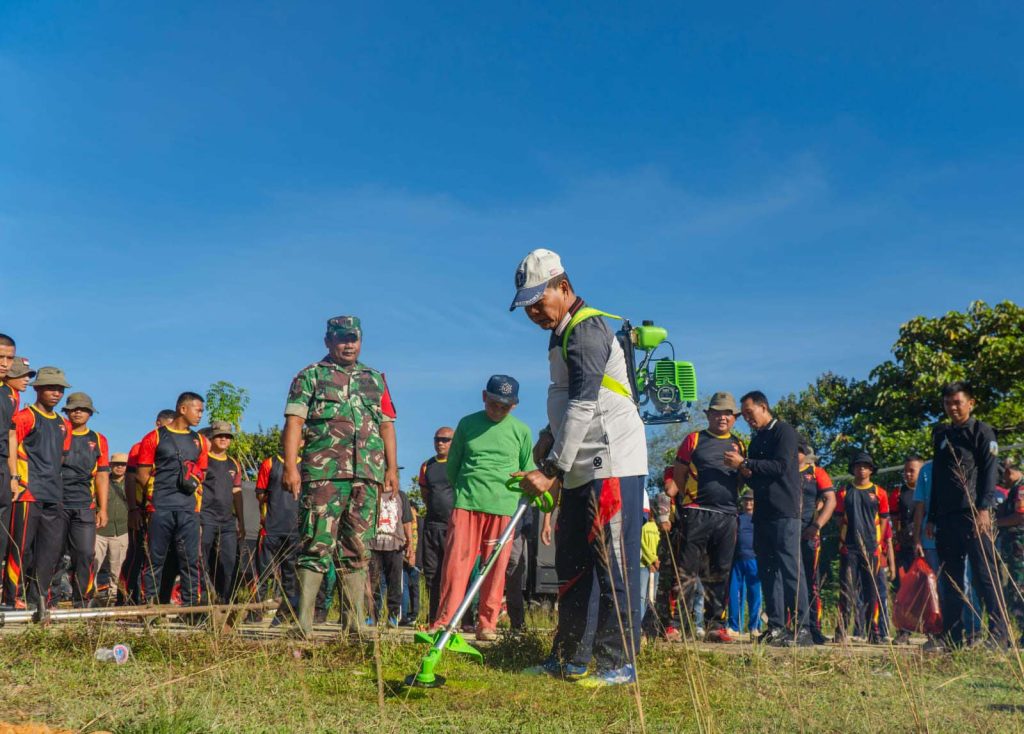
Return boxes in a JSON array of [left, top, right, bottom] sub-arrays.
[[30, 366, 71, 389], [326, 316, 361, 339], [63, 392, 98, 414], [6, 357, 35, 380], [208, 420, 235, 438], [484, 374, 520, 406], [509, 248, 565, 311], [706, 391, 739, 415]]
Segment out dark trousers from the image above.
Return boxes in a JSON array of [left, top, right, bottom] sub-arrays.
[[401, 564, 420, 622], [369, 548, 404, 621], [800, 534, 823, 634], [259, 533, 300, 605], [935, 513, 1008, 644], [144, 509, 202, 606], [505, 532, 527, 630], [63, 507, 97, 605], [753, 516, 806, 632], [0, 465, 10, 589], [6, 501, 66, 608], [120, 521, 147, 605], [201, 521, 239, 604], [678, 508, 736, 632], [421, 521, 448, 623], [551, 476, 643, 671], [838, 550, 879, 638]]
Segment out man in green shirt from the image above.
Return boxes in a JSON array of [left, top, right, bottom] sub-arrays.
[[430, 375, 534, 641], [95, 452, 130, 601]]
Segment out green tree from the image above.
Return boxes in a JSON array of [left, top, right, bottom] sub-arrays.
[[776, 300, 1024, 471], [205, 381, 251, 431], [204, 381, 280, 478]]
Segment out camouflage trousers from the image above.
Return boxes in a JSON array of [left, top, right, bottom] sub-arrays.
[[999, 530, 1024, 630], [296, 479, 379, 575]]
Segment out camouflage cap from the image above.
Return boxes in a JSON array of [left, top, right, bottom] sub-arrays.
[[208, 420, 234, 437], [326, 315, 361, 338], [30, 366, 71, 389], [7, 357, 35, 379], [63, 392, 98, 414]]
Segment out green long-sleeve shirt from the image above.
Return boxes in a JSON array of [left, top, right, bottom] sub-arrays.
[[446, 410, 535, 517], [641, 520, 660, 567]]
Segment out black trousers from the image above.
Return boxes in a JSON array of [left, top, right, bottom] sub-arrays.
[[0, 464, 10, 589], [119, 522, 147, 605], [935, 513, 1008, 644], [63, 507, 97, 605], [550, 476, 643, 671], [505, 532, 527, 630], [201, 521, 239, 604], [144, 509, 202, 606], [421, 521, 448, 624], [800, 534, 823, 634], [259, 533, 300, 604], [678, 508, 737, 632], [369, 548, 404, 621], [6, 501, 66, 608], [838, 550, 879, 638], [753, 516, 807, 632]]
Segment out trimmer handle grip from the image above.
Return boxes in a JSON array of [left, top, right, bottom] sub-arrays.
[[505, 477, 556, 513]]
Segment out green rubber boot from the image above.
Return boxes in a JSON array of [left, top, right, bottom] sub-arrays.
[[339, 569, 369, 637], [294, 568, 324, 639]]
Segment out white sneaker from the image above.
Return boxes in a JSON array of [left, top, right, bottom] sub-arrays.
[[725, 628, 742, 639], [695, 626, 706, 640]]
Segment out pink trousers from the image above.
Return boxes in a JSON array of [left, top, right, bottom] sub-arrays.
[[433, 508, 513, 631]]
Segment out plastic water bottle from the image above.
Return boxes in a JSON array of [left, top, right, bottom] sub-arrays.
[[94, 644, 131, 664]]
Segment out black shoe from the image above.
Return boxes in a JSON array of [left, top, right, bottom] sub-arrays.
[[757, 627, 788, 645], [810, 628, 828, 646], [768, 629, 795, 647], [782, 628, 814, 648], [314, 608, 328, 624], [892, 630, 911, 645]]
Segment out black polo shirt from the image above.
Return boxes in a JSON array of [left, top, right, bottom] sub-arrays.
[[745, 418, 801, 522], [929, 417, 1000, 520]]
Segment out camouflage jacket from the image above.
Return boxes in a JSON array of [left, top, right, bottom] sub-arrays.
[[284, 357, 396, 484]]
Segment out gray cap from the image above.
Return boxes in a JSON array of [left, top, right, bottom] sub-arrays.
[[707, 391, 739, 415], [208, 420, 234, 437], [6, 357, 35, 380], [63, 392, 98, 414], [31, 366, 71, 389]]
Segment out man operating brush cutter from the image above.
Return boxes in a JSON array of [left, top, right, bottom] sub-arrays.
[[511, 249, 648, 687]]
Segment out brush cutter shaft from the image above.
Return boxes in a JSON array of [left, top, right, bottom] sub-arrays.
[[431, 499, 529, 653]]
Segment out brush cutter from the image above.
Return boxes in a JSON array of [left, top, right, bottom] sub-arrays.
[[403, 477, 554, 688]]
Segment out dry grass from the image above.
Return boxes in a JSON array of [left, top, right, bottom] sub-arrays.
[[1, 623, 1023, 733]]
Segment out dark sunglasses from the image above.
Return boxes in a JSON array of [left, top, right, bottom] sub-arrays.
[[434, 437, 452, 443]]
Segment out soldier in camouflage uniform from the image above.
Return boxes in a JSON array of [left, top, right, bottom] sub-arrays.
[[282, 316, 399, 636], [997, 456, 1024, 646]]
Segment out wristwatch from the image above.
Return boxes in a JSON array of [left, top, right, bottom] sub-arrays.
[[540, 459, 564, 481]]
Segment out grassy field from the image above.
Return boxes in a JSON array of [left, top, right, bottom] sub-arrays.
[[2, 622, 1023, 734]]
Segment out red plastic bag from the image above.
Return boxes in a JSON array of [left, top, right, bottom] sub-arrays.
[[893, 557, 943, 635]]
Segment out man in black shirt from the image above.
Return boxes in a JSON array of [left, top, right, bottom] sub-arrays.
[[417, 426, 455, 623], [926, 382, 1008, 649], [256, 444, 302, 625], [200, 421, 245, 604], [672, 392, 746, 642], [725, 391, 809, 646], [136, 392, 209, 607]]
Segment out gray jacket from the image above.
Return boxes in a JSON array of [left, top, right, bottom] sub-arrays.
[[546, 301, 648, 489]]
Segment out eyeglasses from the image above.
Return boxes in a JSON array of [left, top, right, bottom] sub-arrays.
[[434, 437, 452, 443]]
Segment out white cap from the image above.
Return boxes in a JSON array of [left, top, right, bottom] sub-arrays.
[[509, 248, 565, 311]]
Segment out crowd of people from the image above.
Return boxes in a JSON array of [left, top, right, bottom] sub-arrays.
[[1, 247, 1021, 688]]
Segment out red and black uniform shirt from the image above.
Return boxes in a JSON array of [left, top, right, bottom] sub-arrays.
[[418, 456, 454, 525], [256, 456, 299, 537], [61, 428, 110, 509], [675, 430, 747, 514], [836, 483, 889, 556], [201, 454, 242, 527], [14, 405, 71, 503], [799, 464, 834, 528], [888, 484, 917, 552], [0, 384, 19, 465], [136, 426, 209, 513]]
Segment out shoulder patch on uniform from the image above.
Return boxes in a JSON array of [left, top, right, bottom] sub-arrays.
[[990, 441, 999, 456]]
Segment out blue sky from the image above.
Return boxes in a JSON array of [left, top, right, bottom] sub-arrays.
[[2, 2, 1022, 476]]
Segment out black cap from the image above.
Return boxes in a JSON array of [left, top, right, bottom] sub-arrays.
[[484, 374, 520, 406], [848, 450, 876, 474]]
